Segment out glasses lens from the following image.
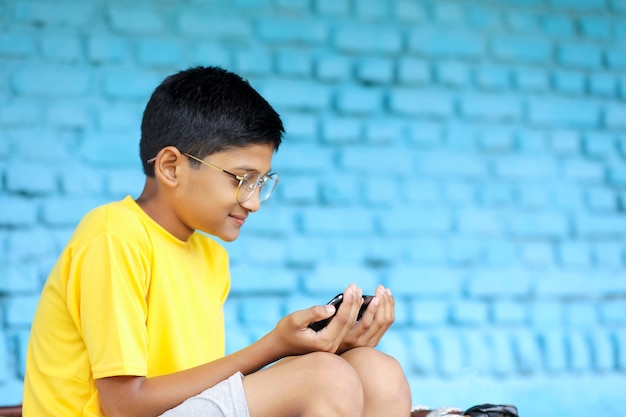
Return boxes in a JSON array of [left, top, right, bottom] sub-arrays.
[[259, 174, 279, 202], [237, 172, 260, 203]]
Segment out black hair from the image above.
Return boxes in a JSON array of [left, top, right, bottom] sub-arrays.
[[140, 66, 284, 177]]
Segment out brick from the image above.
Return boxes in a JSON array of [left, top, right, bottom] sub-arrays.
[[379, 208, 452, 235], [390, 88, 454, 117], [260, 80, 330, 111], [549, 0, 607, 10], [557, 43, 604, 69], [550, 130, 580, 155], [280, 112, 318, 142], [45, 102, 90, 129], [484, 240, 517, 267], [320, 175, 359, 204], [224, 322, 252, 354], [41, 197, 104, 226], [0, 196, 38, 226], [605, 105, 626, 128], [192, 43, 231, 69], [326, 237, 370, 263], [315, 0, 350, 16], [364, 120, 401, 145], [238, 296, 283, 325], [0, 102, 40, 126], [14, 1, 94, 26], [230, 266, 296, 293], [407, 121, 443, 147], [59, 166, 104, 195], [461, 331, 491, 371], [608, 165, 626, 187], [553, 70, 586, 95], [0, 262, 39, 294], [279, 176, 318, 203], [78, 132, 139, 166], [539, 330, 568, 371], [408, 331, 438, 373], [335, 86, 383, 115], [96, 104, 141, 132], [451, 301, 488, 325], [518, 187, 550, 209], [0, 32, 36, 58], [363, 177, 399, 206], [495, 155, 558, 182], [514, 68, 549, 91], [615, 329, 626, 370], [107, 5, 165, 34], [256, 18, 327, 44], [41, 33, 82, 63], [512, 330, 543, 372], [432, 331, 465, 374], [137, 39, 183, 67], [13, 66, 90, 97], [589, 330, 615, 371], [340, 147, 414, 175], [334, 26, 402, 54], [417, 151, 487, 178], [541, 14, 575, 37], [505, 9, 541, 31], [478, 128, 514, 151], [103, 70, 161, 100], [492, 35, 552, 64], [530, 301, 564, 326], [394, 1, 427, 22], [558, 242, 591, 268], [467, 269, 532, 298], [299, 208, 373, 236], [588, 73, 616, 97], [6, 162, 57, 194], [567, 330, 592, 371], [410, 300, 449, 326], [5, 294, 40, 327], [405, 237, 446, 264], [442, 182, 474, 205], [405, 180, 441, 204], [475, 64, 511, 90], [565, 302, 597, 326], [493, 301, 527, 324], [575, 214, 626, 237], [435, 62, 470, 87], [235, 50, 273, 77], [580, 18, 612, 40], [315, 55, 352, 81], [303, 264, 379, 294], [276, 50, 313, 77], [87, 34, 129, 64], [446, 238, 483, 265], [478, 184, 514, 206], [457, 210, 502, 235], [376, 330, 412, 373], [320, 117, 361, 144], [489, 332, 517, 374], [585, 188, 616, 211], [272, 145, 332, 173], [409, 28, 486, 58], [592, 242, 625, 269], [356, 58, 394, 84], [607, 49, 626, 70], [528, 97, 601, 128], [398, 58, 430, 85], [388, 267, 462, 297], [460, 93, 522, 121]]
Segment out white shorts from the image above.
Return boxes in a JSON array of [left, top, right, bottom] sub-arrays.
[[159, 372, 250, 417]]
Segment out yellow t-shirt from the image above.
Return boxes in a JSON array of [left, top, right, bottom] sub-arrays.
[[23, 196, 230, 417]]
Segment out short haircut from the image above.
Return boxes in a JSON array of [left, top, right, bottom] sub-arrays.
[[140, 66, 284, 177]]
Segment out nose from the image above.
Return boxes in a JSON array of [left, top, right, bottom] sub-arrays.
[[239, 189, 261, 212]]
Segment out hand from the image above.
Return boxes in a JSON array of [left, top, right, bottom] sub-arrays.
[[269, 284, 363, 356], [336, 285, 395, 353]]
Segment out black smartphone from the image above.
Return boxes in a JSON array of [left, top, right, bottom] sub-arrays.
[[308, 293, 374, 332]]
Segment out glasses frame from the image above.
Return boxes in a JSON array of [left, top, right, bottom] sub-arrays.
[[147, 152, 278, 203]]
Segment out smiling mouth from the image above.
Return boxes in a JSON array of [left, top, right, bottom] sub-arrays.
[[230, 215, 247, 226]]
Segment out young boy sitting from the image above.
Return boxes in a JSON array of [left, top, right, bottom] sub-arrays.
[[23, 66, 412, 417]]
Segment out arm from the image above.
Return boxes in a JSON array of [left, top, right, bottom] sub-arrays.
[[96, 285, 364, 417]]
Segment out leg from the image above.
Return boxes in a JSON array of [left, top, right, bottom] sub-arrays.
[[243, 351, 365, 417], [341, 347, 412, 417]]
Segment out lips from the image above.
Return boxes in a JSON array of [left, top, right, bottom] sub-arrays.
[[230, 214, 247, 226]]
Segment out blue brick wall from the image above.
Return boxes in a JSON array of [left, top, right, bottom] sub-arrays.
[[1, 0, 625, 415]]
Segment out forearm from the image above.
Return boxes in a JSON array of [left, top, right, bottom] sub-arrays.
[[98, 331, 286, 417]]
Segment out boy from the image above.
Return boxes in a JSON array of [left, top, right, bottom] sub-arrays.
[[23, 66, 411, 417]]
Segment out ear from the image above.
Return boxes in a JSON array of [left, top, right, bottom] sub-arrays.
[[153, 146, 184, 188]]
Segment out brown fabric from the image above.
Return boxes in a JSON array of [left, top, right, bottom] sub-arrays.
[[0, 405, 22, 417]]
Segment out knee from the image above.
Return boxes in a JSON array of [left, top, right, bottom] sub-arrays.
[[343, 348, 412, 410], [299, 352, 364, 416]]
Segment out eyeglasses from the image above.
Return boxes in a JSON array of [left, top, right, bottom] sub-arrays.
[[147, 152, 279, 204]]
